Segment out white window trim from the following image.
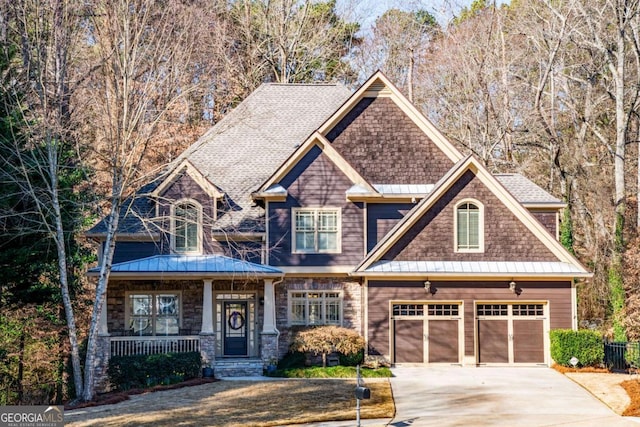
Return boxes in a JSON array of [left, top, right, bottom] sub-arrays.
[[125, 291, 183, 336], [291, 207, 342, 254], [287, 290, 344, 326], [171, 198, 203, 254], [454, 198, 484, 253]]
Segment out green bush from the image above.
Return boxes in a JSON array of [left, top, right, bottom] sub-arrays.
[[338, 349, 364, 366], [550, 329, 603, 367], [108, 351, 201, 391], [277, 351, 306, 370]]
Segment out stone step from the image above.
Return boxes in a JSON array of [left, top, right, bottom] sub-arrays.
[[214, 359, 263, 377]]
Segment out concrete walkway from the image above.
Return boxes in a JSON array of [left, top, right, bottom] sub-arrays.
[[388, 366, 640, 427]]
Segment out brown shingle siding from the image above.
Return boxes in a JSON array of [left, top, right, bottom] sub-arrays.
[[327, 97, 454, 184], [269, 147, 365, 266], [386, 170, 558, 262]]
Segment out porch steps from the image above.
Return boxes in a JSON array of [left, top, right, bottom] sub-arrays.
[[214, 358, 264, 377]]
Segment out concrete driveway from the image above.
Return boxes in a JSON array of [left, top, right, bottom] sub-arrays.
[[389, 366, 640, 427]]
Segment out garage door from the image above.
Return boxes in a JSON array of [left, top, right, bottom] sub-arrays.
[[477, 303, 546, 365], [392, 303, 461, 364]]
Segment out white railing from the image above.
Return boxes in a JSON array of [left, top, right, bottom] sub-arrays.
[[110, 335, 201, 357]]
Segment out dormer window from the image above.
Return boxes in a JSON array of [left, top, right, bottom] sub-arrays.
[[173, 200, 202, 254], [455, 200, 483, 252]]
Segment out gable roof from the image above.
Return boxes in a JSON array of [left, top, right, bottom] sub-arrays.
[[354, 155, 590, 278], [88, 83, 351, 237], [255, 70, 464, 198], [150, 159, 224, 199], [255, 131, 377, 197], [172, 83, 352, 232], [318, 71, 464, 164]]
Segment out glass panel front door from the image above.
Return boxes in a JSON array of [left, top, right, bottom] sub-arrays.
[[224, 301, 248, 356]]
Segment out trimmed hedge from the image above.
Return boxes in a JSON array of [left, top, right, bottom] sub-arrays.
[[108, 351, 201, 391], [550, 329, 603, 367]]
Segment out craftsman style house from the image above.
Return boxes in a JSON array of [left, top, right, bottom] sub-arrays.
[[87, 72, 590, 387]]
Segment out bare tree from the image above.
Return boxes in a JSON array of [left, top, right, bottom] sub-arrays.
[[0, 0, 87, 398], [76, 0, 210, 400]]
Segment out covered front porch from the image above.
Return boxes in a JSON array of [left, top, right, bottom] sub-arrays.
[[90, 255, 283, 388]]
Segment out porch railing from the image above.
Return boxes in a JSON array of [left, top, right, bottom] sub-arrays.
[[110, 335, 201, 357]]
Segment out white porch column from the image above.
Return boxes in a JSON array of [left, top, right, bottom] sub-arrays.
[[99, 295, 109, 335], [201, 279, 214, 334], [262, 278, 277, 333]]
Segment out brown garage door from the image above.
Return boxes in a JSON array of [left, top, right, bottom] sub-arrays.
[[392, 303, 461, 364], [428, 319, 459, 363], [513, 304, 545, 363], [477, 303, 546, 365], [394, 319, 423, 363]]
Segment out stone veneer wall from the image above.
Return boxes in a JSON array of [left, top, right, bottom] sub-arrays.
[[107, 280, 204, 333], [275, 278, 362, 358]]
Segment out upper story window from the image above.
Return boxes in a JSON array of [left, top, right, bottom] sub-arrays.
[[292, 208, 341, 253], [455, 200, 484, 252], [172, 200, 202, 254]]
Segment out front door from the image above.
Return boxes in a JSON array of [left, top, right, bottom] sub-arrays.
[[224, 301, 248, 356]]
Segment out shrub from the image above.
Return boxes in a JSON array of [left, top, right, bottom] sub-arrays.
[[277, 351, 306, 370], [339, 349, 364, 366], [550, 329, 604, 367], [290, 326, 365, 368], [108, 351, 201, 391]]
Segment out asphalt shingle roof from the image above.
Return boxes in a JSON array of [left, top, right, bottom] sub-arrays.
[[88, 83, 351, 235], [495, 174, 562, 205]]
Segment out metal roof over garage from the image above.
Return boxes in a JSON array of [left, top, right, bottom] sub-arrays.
[[357, 260, 590, 278]]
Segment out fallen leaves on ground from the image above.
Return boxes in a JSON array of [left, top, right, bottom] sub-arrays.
[[621, 380, 640, 416], [65, 379, 394, 427]]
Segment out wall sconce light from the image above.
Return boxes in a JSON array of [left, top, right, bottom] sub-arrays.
[[424, 280, 437, 295], [509, 281, 522, 295]]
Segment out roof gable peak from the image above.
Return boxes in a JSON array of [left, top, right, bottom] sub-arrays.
[[150, 159, 224, 199], [356, 155, 588, 274]]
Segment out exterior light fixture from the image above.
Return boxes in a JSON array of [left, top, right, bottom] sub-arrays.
[[424, 280, 436, 295], [509, 281, 517, 293]]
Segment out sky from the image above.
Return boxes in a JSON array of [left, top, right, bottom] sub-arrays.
[[337, 0, 509, 30]]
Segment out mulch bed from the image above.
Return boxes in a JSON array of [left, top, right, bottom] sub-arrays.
[[551, 364, 609, 374], [64, 377, 218, 410], [621, 379, 640, 416]]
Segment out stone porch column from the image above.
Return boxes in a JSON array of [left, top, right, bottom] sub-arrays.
[[200, 279, 215, 368], [261, 278, 279, 366]]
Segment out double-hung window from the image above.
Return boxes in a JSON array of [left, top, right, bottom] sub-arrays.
[[455, 201, 483, 252], [293, 208, 340, 253], [289, 291, 343, 326], [173, 200, 201, 254], [128, 292, 181, 336]]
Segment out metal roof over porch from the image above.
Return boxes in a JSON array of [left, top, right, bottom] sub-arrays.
[[88, 254, 283, 279]]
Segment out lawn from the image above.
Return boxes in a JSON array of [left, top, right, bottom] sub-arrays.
[[65, 379, 395, 427]]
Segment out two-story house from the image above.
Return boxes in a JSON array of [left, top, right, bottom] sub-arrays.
[[87, 72, 590, 389]]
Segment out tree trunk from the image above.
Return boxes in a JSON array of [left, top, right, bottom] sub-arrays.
[[81, 198, 121, 401]]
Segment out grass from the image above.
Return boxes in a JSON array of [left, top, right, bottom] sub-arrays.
[[65, 379, 395, 427], [270, 365, 392, 378]]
